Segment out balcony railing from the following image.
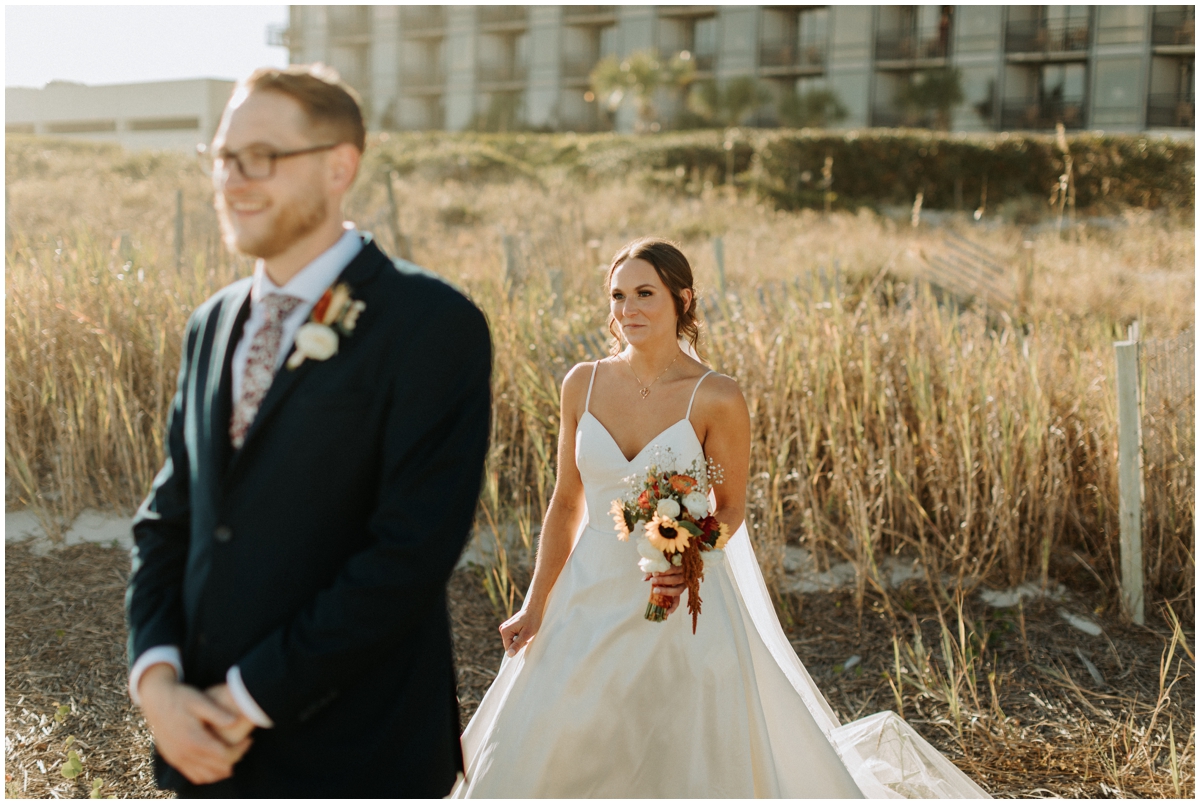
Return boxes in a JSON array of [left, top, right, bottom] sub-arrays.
[[1005, 20, 1091, 54], [477, 63, 529, 84], [401, 65, 446, 88], [1146, 93, 1196, 127], [266, 24, 298, 49], [401, 6, 446, 33], [759, 40, 826, 69], [563, 6, 616, 21], [562, 55, 598, 80], [1152, 8, 1196, 46], [1000, 98, 1086, 130], [328, 10, 370, 40], [477, 6, 528, 27], [875, 31, 950, 61]]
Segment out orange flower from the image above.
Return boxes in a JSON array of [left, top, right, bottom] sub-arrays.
[[636, 490, 654, 511], [312, 289, 333, 325], [645, 513, 691, 555], [611, 499, 631, 541], [669, 474, 698, 495]]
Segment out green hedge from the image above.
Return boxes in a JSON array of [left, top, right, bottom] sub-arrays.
[[367, 128, 1194, 213]]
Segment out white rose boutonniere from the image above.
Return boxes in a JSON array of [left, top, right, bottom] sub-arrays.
[[287, 282, 366, 369]]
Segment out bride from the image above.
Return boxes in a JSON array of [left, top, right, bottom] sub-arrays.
[[453, 238, 989, 798]]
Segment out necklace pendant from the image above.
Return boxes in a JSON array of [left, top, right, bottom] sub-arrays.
[[640, 387, 651, 399]]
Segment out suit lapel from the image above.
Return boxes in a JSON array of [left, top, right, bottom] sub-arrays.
[[203, 284, 252, 483], [225, 239, 388, 478]]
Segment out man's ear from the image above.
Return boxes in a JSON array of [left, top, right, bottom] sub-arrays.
[[328, 143, 361, 193]]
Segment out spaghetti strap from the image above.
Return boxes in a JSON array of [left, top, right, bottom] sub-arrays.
[[686, 370, 715, 420], [584, 361, 600, 414]]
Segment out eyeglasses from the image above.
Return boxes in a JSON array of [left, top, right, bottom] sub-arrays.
[[196, 142, 339, 181]]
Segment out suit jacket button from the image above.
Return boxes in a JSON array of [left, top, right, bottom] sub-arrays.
[[214, 526, 232, 543]]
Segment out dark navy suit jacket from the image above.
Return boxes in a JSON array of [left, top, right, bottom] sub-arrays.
[[125, 238, 491, 797]]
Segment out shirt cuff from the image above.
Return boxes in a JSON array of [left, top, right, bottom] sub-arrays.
[[128, 646, 183, 706], [226, 665, 274, 728]]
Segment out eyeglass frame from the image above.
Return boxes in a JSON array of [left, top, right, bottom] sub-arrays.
[[196, 142, 341, 181]]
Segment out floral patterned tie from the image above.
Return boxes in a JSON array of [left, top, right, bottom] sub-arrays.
[[230, 294, 304, 449]]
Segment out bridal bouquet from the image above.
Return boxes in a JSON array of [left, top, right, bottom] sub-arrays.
[[611, 452, 731, 633]]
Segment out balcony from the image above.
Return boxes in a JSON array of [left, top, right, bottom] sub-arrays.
[[563, 6, 616, 22], [401, 65, 446, 90], [328, 7, 371, 41], [562, 54, 598, 81], [401, 6, 446, 35], [1000, 97, 1086, 130], [477, 62, 529, 85], [759, 40, 826, 71], [477, 6, 528, 28], [1146, 93, 1196, 127], [875, 31, 950, 62], [1152, 8, 1196, 47], [266, 24, 299, 49], [1005, 20, 1091, 56]]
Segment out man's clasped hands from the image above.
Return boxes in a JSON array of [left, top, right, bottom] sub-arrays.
[[137, 665, 257, 784]]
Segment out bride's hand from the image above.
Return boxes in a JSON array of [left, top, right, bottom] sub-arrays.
[[645, 564, 686, 616], [500, 607, 542, 657]]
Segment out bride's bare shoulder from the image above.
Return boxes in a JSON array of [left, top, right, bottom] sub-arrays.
[[695, 371, 746, 413], [560, 359, 606, 410]]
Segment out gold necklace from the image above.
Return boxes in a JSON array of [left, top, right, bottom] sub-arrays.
[[624, 351, 680, 399]]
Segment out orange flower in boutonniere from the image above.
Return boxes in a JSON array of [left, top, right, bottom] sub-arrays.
[[287, 282, 366, 369]]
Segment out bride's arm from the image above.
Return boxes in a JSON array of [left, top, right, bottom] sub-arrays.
[[499, 362, 591, 656], [695, 374, 752, 533]]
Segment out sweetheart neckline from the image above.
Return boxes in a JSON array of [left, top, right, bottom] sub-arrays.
[[581, 411, 701, 465]]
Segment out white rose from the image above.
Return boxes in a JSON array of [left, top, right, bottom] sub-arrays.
[[636, 537, 670, 573], [638, 553, 671, 574], [295, 323, 339, 361], [683, 491, 710, 520], [701, 549, 725, 567], [656, 498, 681, 519]]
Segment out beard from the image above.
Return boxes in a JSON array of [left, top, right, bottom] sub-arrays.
[[217, 190, 328, 260]]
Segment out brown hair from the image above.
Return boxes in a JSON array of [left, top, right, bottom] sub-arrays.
[[242, 64, 366, 152], [605, 237, 703, 357]]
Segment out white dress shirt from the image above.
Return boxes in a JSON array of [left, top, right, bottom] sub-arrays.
[[128, 226, 365, 727]]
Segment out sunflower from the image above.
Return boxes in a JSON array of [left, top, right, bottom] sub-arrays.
[[714, 521, 732, 550], [611, 499, 631, 541], [645, 513, 691, 555], [669, 474, 698, 495]]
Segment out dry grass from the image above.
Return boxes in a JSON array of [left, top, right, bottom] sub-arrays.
[[5, 543, 1192, 798]]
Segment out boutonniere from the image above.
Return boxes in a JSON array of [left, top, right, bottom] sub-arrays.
[[287, 282, 366, 369]]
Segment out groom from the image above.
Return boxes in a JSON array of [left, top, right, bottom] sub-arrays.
[[124, 65, 491, 797]]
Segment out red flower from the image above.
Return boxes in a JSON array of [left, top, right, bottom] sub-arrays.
[[312, 288, 333, 324], [637, 490, 654, 510]]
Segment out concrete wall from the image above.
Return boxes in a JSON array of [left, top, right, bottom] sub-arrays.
[[5, 79, 235, 152]]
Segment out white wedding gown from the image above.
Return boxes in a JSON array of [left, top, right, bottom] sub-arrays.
[[453, 367, 990, 798]]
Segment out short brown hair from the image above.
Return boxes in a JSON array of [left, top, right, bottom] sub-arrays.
[[242, 64, 366, 152], [606, 237, 704, 357]]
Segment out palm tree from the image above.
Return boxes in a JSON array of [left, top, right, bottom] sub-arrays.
[[687, 76, 772, 128], [777, 88, 848, 129], [590, 49, 696, 132]]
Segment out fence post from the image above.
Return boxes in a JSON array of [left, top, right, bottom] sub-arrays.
[[1115, 329, 1144, 626], [502, 232, 521, 299], [712, 236, 727, 297], [174, 189, 184, 270], [1018, 240, 1035, 318]]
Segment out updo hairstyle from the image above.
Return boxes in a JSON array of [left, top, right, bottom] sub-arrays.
[[605, 237, 703, 357]]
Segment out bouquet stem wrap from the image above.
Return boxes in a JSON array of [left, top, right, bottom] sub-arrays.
[[645, 590, 673, 622]]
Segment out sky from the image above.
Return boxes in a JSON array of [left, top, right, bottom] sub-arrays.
[[5, 5, 290, 88]]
